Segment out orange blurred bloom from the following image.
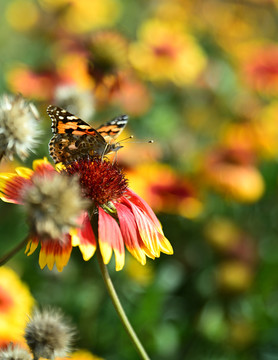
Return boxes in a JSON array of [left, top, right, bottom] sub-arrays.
[[203, 147, 264, 203], [243, 45, 278, 95], [126, 163, 202, 219], [6, 65, 59, 101]]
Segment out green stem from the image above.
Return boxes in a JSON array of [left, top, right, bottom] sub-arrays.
[[96, 246, 151, 360], [0, 236, 29, 266]]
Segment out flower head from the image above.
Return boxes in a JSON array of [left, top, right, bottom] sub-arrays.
[[0, 94, 40, 161], [88, 31, 128, 83], [65, 157, 128, 206], [22, 172, 89, 240], [203, 147, 265, 203], [0, 156, 173, 271], [0, 267, 34, 347], [243, 45, 278, 95], [24, 308, 75, 360], [129, 19, 207, 86], [0, 344, 32, 360], [0, 158, 90, 271], [126, 162, 203, 219], [65, 156, 173, 270]]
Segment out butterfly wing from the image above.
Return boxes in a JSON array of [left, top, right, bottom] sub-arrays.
[[47, 105, 107, 163], [97, 114, 128, 143]]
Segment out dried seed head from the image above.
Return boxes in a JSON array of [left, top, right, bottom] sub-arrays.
[[0, 344, 32, 360], [22, 173, 89, 240], [54, 84, 95, 120], [24, 308, 75, 360], [0, 94, 40, 161]]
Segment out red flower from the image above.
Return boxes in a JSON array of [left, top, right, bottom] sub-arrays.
[[65, 157, 173, 270], [0, 157, 173, 271]]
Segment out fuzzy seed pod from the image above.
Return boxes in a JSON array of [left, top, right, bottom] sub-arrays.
[[0, 344, 32, 360], [24, 308, 75, 360], [0, 94, 40, 161]]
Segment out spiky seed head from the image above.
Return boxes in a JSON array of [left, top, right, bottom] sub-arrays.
[[0, 94, 40, 161], [0, 344, 32, 360], [22, 173, 89, 240], [24, 308, 75, 360]]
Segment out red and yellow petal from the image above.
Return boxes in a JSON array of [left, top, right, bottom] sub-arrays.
[[71, 212, 97, 261], [0, 173, 31, 204], [125, 189, 164, 233], [125, 198, 173, 257], [25, 237, 39, 255], [38, 235, 72, 272], [98, 207, 125, 271], [32, 157, 55, 176], [0, 159, 55, 204], [15, 167, 34, 178], [116, 203, 147, 265]]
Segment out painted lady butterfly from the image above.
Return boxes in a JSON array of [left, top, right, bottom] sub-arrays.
[[47, 105, 128, 164]]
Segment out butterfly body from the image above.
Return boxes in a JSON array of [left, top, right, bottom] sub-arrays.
[[47, 106, 128, 164]]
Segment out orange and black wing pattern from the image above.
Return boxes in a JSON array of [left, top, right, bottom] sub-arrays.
[[47, 105, 106, 164], [97, 115, 128, 143], [47, 106, 128, 164]]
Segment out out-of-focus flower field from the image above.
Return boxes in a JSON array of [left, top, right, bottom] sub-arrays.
[[1, 0, 278, 359]]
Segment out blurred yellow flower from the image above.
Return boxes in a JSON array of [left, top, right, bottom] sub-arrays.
[[6, 0, 39, 32], [125, 257, 154, 286], [57, 349, 104, 360], [154, 0, 192, 25], [38, 0, 121, 34], [129, 19, 207, 86], [216, 260, 254, 293], [195, 1, 256, 53], [0, 267, 34, 347], [256, 102, 278, 158], [205, 218, 242, 252], [220, 102, 278, 160]]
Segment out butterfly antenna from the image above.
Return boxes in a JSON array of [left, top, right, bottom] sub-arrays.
[[118, 135, 134, 145], [122, 139, 154, 145]]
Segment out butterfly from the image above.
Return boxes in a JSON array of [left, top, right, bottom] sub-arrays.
[[47, 105, 128, 164]]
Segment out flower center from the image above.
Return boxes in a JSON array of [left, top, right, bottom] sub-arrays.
[[65, 156, 128, 207]]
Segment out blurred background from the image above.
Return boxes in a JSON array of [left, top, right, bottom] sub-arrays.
[[1, 0, 278, 359]]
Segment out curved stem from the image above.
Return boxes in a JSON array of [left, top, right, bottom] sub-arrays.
[[96, 247, 151, 360], [0, 236, 29, 266]]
